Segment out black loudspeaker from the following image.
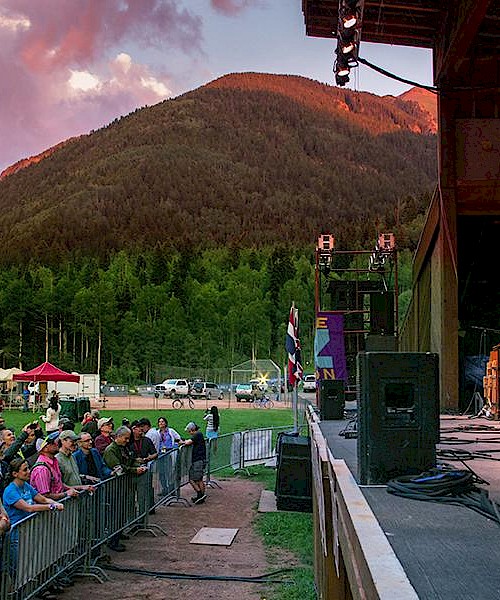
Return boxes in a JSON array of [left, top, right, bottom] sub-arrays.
[[357, 352, 439, 485], [365, 334, 397, 352], [329, 281, 358, 310], [370, 292, 394, 334], [275, 435, 312, 512], [320, 379, 345, 420]]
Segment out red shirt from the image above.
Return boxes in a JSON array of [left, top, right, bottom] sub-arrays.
[[94, 433, 113, 455]]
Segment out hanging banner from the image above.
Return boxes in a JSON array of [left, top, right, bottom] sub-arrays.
[[314, 313, 348, 382]]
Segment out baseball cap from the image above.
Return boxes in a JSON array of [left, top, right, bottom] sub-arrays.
[[40, 431, 60, 449], [185, 421, 198, 432], [59, 430, 81, 442], [97, 417, 113, 429]]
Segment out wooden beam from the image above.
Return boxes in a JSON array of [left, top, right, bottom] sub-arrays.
[[435, 0, 493, 84]]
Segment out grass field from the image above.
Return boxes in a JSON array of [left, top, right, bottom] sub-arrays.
[[1, 407, 294, 437]]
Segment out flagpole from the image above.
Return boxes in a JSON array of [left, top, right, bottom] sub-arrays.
[[293, 382, 298, 433]]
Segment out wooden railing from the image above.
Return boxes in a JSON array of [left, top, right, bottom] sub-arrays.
[[307, 407, 418, 599]]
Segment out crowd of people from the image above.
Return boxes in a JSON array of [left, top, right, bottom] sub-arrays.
[[0, 404, 220, 598]]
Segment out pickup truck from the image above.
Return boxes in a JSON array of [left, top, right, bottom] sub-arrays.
[[154, 379, 190, 398]]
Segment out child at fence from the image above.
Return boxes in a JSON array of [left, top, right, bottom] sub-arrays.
[[203, 406, 220, 454]]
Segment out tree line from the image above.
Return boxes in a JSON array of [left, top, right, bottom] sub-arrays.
[[0, 245, 415, 385]]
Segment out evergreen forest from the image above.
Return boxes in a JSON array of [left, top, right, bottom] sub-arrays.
[[0, 73, 437, 383]]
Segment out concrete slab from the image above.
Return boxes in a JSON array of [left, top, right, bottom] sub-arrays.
[[258, 489, 277, 512], [190, 527, 238, 546]]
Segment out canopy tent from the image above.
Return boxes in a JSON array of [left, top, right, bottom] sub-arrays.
[[0, 367, 24, 382], [13, 361, 80, 383]]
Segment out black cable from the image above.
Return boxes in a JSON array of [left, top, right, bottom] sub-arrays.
[[357, 56, 438, 94], [387, 469, 500, 526], [103, 564, 294, 584], [358, 56, 500, 94]]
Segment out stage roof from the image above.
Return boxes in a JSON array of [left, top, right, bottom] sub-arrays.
[[302, 1, 500, 56]]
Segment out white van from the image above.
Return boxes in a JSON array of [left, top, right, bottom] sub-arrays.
[[303, 374, 316, 392]]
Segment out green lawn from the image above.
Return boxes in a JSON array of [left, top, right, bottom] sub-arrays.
[[2, 407, 294, 436]]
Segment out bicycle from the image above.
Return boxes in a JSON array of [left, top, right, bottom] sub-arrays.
[[172, 396, 195, 409], [252, 394, 274, 409]]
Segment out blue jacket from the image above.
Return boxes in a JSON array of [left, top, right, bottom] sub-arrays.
[[73, 448, 112, 480]]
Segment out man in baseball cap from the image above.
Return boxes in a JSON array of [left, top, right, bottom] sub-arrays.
[[56, 431, 83, 486], [179, 422, 206, 504]]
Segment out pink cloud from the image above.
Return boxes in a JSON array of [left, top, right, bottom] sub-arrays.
[[211, 0, 262, 15], [0, 1, 203, 169]]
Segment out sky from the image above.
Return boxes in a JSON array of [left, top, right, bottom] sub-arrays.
[[0, 0, 433, 172]]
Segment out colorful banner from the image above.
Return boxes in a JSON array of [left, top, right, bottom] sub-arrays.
[[314, 312, 348, 382]]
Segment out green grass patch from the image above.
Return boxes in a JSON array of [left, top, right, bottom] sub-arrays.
[[1, 408, 293, 437], [232, 466, 316, 600]]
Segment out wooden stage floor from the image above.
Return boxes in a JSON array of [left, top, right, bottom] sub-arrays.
[[320, 416, 500, 600]]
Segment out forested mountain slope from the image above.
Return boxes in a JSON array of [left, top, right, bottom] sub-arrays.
[[0, 73, 436, 264]]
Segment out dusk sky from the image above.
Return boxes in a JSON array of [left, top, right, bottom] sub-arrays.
[[0, 0, 433, 172]]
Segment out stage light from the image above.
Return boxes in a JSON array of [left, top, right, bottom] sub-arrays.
[[342, 13, 357, 29], [335, 72, 350, 86], [341, 41, 355, 54]]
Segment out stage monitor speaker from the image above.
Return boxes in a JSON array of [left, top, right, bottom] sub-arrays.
[[370, 292, 394, 335], [357, 352, 439, 485], [275, 435, 312, 512], [319, 379, 345, 420]]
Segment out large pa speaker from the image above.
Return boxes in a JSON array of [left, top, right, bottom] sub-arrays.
[[319, 379, 345, 420], [357, 352, 439, 485], [275, 435, 312, 512], [370, 292, 394, 334]]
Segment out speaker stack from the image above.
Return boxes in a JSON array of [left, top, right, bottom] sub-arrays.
[[357, 352, 439, 484]]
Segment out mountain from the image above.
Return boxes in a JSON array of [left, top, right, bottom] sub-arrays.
[[399, 87, 437, 132], [0, 138, 79, 181], [0, 73, 436, 264]]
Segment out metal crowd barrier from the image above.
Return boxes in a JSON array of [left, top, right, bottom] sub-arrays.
[[0, 425, 294, 600]]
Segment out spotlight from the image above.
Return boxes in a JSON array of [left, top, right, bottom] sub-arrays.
[[341, 11, 357, 29], [335, 72, 350, 86], [341, 41, 355, 54]]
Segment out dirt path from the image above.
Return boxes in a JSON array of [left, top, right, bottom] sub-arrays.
[[61, 478, 272, 600], [90, 395, 291, 411]]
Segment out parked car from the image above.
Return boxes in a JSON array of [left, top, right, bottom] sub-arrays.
[[190, 381, 223, 400], [235, 383, 260, 402], [155, 379, 189, 398], [303, 374, 316, 393]]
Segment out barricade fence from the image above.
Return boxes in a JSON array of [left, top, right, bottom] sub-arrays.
[[0, 425, 293, 600]]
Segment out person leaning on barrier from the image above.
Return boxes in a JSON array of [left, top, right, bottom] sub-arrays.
[[94, 417, 114, 455], [179, 422, 207, 505], [103, 426, 148, 476], [56, 430, 96, 492], [73, 432, 112, 483], [129, 420, 158, 464], [29, 432, 84, 501], [103, 426, 147, 553], [3, 457, 64, 522]]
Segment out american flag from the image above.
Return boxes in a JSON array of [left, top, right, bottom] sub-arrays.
[[286, 304, 303, 387]]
